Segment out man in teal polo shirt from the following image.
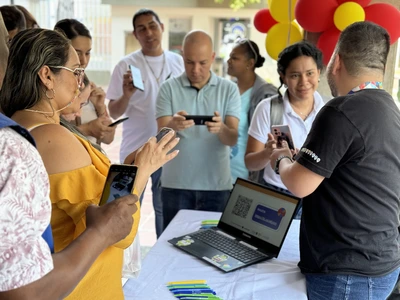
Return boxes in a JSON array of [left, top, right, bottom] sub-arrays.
[[156, 30, 241, 230]]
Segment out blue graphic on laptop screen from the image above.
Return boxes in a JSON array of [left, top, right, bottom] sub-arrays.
[[252, 205, 285, 230], [232, 195, 253, 218]]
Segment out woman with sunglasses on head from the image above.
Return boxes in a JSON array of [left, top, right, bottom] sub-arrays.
[[0, 28, 179, 299], [227, 38, 276, 182], [54, 18, 115, 146], [245, 41, 324, 217]]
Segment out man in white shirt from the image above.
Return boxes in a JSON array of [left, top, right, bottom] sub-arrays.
[[107, 8, 184, 237]]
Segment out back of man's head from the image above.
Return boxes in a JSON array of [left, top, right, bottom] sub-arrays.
[[336, 21, 390, 77], [132, 8, 161, 30]]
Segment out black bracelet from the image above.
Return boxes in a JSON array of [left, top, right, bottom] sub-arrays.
[[274, 155, 293, 175]]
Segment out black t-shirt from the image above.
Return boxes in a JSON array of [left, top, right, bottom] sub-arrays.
[[296, 89, 400, 276]]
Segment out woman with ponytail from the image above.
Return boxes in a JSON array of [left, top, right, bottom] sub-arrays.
[[227, 38, 276, 182], [244, 41, 324, 217]]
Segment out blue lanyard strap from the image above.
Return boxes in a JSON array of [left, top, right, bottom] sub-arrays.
[[348, 81, 383, 94]]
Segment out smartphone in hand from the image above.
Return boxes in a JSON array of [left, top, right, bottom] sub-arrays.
[[156, 127, 175, 142], [108, 117, 129, 127], [129, 65, 144, 91], [271, 125, 295, 150], [99, 164, 138, 206], [185, 115, 214, 125]]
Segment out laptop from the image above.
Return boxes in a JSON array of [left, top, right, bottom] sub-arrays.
[[168, 178, 301, 272]]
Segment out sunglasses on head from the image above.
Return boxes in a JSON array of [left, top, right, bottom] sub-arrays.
[[235, 38, 258, 62]]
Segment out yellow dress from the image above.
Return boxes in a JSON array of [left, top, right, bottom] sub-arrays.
[[49, 134, 140, 300]]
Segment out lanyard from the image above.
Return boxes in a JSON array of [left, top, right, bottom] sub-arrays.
[[348, 81, 383, 94]]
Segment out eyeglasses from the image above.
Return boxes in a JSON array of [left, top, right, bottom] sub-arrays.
[[236, 38, 258, 63], [49, 66, 85, 88]]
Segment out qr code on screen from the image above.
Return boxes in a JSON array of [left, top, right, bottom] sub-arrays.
[[232, 195, 253, 218]]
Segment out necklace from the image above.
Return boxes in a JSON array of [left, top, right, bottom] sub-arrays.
[[24, 109, 57, 123], [291, 104, 313, 120], [143, 51, 165, 86]]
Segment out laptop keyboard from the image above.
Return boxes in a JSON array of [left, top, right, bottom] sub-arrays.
[[192, 229, 268, 263]]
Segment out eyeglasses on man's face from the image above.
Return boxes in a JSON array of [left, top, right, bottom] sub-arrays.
[[49, 66, 85, 88]]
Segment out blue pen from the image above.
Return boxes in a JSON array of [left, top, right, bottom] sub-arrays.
[[172, 289, 216, 295]]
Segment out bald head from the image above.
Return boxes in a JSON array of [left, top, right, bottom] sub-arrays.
[[182, 30, 215, 89], [0, 13, 9, 89], [183, 30, 213, 50]]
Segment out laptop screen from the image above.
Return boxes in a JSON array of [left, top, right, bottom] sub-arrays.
[[219, 178, 299, 249]]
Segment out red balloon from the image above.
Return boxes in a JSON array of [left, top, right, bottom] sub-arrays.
[[253, 9, 278, 34], [365, 3, 400, 44], [295, 0, 338, 32], [317, 27, 341, 65], [336, 0, 371, 7]]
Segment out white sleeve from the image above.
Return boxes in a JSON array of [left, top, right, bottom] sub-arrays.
[[248, 98, 271, 144], [106, 60, 129, 101]]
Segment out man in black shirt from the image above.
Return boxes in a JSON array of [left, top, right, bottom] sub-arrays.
[[271, 21, 400, 300]]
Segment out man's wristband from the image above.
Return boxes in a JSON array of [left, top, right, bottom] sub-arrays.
[[274, 155, 293, 175]]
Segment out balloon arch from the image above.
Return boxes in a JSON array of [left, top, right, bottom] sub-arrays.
[[253, 0, 400, 64]]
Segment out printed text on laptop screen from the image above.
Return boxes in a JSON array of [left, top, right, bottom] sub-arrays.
[[220, 180, 297, 247]]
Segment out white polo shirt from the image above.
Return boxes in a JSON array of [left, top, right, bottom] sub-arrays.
[[248, 90, 325, 189]]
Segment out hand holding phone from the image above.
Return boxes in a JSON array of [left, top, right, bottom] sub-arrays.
[[99, 164, 138, 206], [129, 65, 144, 91], [108, 117, 129, 127], [271, 125, 295, 150]]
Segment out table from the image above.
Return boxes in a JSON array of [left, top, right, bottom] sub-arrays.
[[124, 209, 306, 300]]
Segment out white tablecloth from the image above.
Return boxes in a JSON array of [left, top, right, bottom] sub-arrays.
[[124, 209, 306, 300]]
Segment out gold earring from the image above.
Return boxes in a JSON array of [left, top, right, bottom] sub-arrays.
[[45, 89, 55, 100]]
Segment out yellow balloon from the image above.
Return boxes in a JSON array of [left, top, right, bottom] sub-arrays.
[[334, 2, 365, 31], [267, 0, 273, 8], [270, 0, 297, 23], [266, 22, 303, 61]]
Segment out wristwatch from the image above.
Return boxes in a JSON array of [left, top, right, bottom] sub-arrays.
[[274, 155, 293, 175]]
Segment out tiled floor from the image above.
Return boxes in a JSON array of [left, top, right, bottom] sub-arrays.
[[102, 125, 157, 249]]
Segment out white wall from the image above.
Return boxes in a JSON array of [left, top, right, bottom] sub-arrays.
[[109, 5, 280, 87]]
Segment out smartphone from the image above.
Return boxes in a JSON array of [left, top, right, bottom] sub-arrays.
[[271, 125, 295, 150], [99, 164, 138, 206], [129, 65, 144, 91], [156, 127, 174, 142], [185, 115, 214, 125], [108, 117, 129, 127]]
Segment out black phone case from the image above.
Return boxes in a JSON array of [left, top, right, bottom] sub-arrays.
[[185, 115, 214, 125], [99, 164, 137, 206], [109, 117, 129, 127]]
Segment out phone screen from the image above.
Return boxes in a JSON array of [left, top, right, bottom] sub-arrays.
[[99, 164, 138, 206], [129, 65, 144, 91]]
